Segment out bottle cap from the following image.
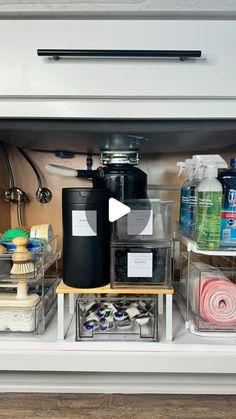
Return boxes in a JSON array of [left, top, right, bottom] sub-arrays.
[[230, 158, 236, 168]]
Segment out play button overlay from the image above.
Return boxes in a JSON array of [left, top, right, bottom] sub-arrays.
[[111, 198, 152, 238], [109, 198, 131, 222]]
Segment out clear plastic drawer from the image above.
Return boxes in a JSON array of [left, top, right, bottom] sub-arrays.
[[111, 244, 172, 288], [76, 295, 158, 341], [0, 277, 60, 334], [111, 199, 172, 245]]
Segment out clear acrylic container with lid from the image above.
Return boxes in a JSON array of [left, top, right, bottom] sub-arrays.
[[111, 199, 172, 245]]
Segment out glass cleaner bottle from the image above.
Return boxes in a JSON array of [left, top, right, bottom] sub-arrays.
[[218, 158, 236, 246]]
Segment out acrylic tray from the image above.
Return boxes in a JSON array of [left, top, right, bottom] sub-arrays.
[[177, 230, 236, 254], [76, 295, 158, 341], [179, 252, 236, 333], [0, 277, 60, 334], [0, 236, 58, 282], [110, 244, 172, 288], [111, 199, 172, 245]]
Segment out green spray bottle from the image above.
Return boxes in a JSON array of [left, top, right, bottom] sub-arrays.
[[195, 156, 228, 249]]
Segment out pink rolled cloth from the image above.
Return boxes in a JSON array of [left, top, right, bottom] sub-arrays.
[[198, 277, 236, 326]]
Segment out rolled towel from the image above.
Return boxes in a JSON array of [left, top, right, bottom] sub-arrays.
[[199, 278, 236, 326], [187, 262, 236, 326]]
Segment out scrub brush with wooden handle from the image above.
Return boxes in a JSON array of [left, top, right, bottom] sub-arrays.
[[10, 236, 34, 275]]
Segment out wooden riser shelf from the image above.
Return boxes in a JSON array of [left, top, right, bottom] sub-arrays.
[[56, 281, 174, 342]]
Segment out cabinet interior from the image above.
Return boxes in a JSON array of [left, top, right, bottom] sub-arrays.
[[0, 117, 236, 249]]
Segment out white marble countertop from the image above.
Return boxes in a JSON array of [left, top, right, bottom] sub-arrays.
[[1, 0, 236, 19]]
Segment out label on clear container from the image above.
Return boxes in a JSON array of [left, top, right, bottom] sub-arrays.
[[127, 253, 153, 277], [127, 210, 153, 235], [72, 210, 97, 236]]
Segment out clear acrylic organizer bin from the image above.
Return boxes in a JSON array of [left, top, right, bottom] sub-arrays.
[[179, 252, 236, 332], [0, 276, 60, 334], [76, 295, 158, 341], [0, 236, 61, 334], [110, 244, 172, 288], [0, 236, 58, 282], [111, 199, 172, 245]]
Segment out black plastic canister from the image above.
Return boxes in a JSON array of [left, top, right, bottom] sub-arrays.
[[62, 188, 110, 288]]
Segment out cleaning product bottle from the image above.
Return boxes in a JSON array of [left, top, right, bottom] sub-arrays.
[[218, 158, 236, 246], [187, 157, 206, 239], [177, 159, 188, 233], [189, 154, 222, 240], [177, 159, 194, 236], [195, 156, 228, 250]]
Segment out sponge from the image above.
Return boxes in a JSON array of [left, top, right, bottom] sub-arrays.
[[0, 245, 7, 253]]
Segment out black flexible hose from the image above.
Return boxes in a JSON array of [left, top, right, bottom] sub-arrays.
[[17, 204, 24, 227], [17, 147, 42, 189], [0, 142, 15, 188], [0, 142, 23, 226]]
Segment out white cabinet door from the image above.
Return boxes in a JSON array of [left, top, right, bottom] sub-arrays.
[[0, 20, 235, 99]]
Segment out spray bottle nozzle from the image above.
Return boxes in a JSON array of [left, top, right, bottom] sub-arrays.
[[176, 162, 185, 177], [177, 155, 228, 182], [191, 154, 228, 180], [176, 159, 193, 178]]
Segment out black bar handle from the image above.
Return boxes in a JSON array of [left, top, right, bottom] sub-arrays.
[[37, 49, 201, 61]]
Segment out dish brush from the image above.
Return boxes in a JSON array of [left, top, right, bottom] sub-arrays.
[[10, 236, 34, 275]]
